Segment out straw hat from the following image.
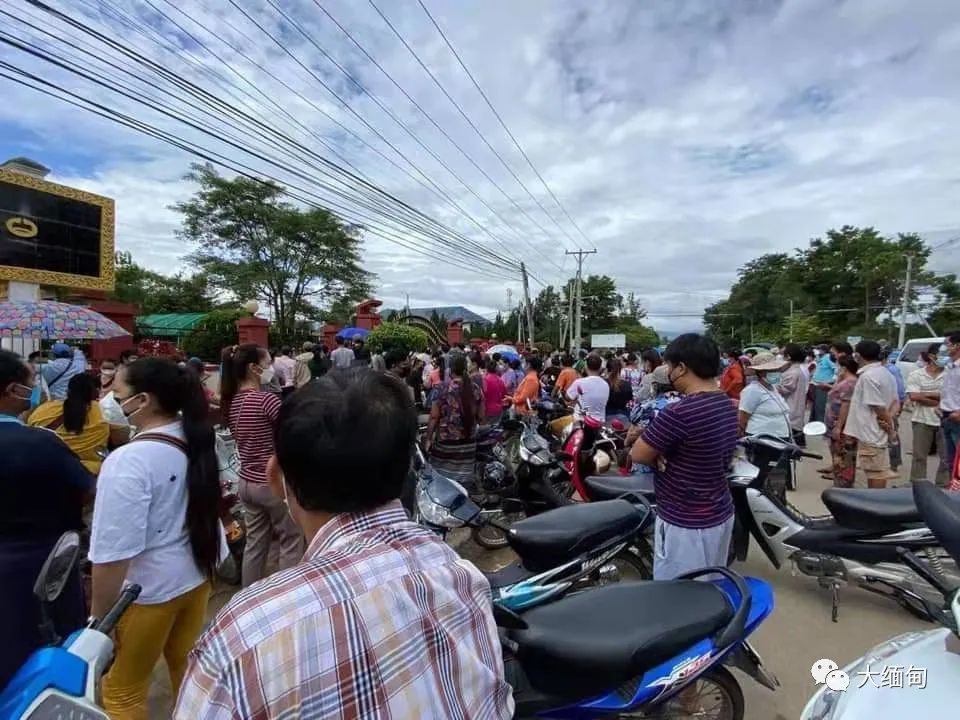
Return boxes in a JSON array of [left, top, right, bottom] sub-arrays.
[[748, 351, 789, 372]]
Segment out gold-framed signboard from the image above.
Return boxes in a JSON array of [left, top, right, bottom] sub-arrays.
[[0, 167, 115, 291]]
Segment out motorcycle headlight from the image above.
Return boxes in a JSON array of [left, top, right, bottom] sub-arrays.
[[26, 692, 109, 720], [415, 472, 479, 528]]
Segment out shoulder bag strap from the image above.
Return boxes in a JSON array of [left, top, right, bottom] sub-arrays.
[[131, 432, 188, 455]]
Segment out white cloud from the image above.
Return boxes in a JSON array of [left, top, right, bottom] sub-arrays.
[[1, 0, 959, 334]]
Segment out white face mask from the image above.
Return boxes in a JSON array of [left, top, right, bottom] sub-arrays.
[[259, 366, 276, 384]]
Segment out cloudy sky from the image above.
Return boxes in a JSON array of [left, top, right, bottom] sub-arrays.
[[2, 0, 959, 333]]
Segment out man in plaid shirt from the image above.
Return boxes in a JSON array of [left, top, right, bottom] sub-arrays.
[[175, 369, 514, 719]]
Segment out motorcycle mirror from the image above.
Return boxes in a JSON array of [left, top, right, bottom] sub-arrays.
[[33, 531, 80, 604], [802, 421, 827, 436]]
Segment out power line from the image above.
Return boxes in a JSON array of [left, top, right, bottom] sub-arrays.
[[415, 0, 590, 248], [0, 63, 518, 283], [255, 0, 562, 272], [366, 0, 577, 254], [7, 2, 526, 275], [221, 0, 552, 274], [930, 234, 960, 252]]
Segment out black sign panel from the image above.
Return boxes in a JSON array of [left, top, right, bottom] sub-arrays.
[[1, 179, 102, 277]]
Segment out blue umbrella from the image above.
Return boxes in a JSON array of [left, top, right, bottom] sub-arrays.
[[336, 326, 370, 341], [487, 344, 520, 362]]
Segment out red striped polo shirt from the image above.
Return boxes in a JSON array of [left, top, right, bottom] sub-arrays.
[[228, 390, 281, 485]]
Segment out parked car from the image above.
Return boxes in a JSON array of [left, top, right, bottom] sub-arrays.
[[896, 336, 946, 379]]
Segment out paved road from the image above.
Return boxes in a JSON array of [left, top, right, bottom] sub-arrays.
[[455, 421, 938, 719], [151, 417, 942, 719]]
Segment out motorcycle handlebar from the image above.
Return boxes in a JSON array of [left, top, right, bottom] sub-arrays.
[[95, 584, 142, 636], [800, 451, 823, 460]]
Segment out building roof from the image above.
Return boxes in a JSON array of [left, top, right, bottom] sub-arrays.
[[1, 157, 50, 173], [136, 313, 209, 337], [383, 306, 491, 325]]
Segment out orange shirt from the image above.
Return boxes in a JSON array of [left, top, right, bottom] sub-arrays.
[[720, 362, 745, 400], [513, 371, 541, 414], [554, 367, 578, 396]]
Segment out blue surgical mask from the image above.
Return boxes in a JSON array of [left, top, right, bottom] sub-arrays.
[[766, 372, 782, 386], [29, 383, 41, 410], [937, 356, 949, 368]]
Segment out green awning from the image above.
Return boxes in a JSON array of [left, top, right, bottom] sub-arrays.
[[136, 313, 209, 337]]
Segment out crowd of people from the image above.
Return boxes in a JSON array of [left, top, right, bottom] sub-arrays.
[[0, 328, 958, 718]]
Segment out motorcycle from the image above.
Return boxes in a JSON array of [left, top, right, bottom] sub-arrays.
[[801, 480, 960, 719], [500, 565, 778, 719], [472, 411, 576, 549], [413, 446, 654, 609], [730, 423, 959, 621], [0, 531, 142, 718]]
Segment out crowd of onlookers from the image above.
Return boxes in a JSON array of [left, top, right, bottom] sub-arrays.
[[718, 335, 960, 490], [1, 329, 957, 719]]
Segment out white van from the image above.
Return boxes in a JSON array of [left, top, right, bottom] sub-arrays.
[[896, 337, 945, 379]]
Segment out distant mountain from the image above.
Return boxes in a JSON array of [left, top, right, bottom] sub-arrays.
[[382, 305, 492, 326]]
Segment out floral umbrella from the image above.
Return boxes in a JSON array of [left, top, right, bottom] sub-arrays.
[[0, 300, 131, 340]]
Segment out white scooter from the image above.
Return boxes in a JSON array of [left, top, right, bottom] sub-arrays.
[[730, 422, 958, 621], [801, 480, 960, 719]]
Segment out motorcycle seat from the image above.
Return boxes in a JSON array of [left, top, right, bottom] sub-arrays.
[[508, 581, 733, 699], [821, 487, 921, 530], [583, 472, 656, 502], [507, 499, 646, 573]]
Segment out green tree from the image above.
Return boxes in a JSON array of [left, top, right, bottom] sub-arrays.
[[181, 308, 245, 361], [429, 309, 447, 336], [175, 164, 372, 342], [533, 285, 563, 346], [928, 273, 960, 332], [564, 275, 620, 330], [781, 313, 829, 345], [366, 322, 430, 355], [618, 291, 647, 323], [112, 251, 214, 315]]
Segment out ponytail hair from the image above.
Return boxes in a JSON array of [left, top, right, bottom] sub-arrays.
[[220, 344, 266, 426], [449, 354, 476, 436], [123, 358, 221, 578], [606, 357, 623, 391], [62, 373, 98, 433]]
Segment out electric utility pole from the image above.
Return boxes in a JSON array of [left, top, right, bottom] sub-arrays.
[[565, 249, 596, 352], [898, 254, 914, 348], [520, 262, 534, 346], [789, 300, 794, 342]]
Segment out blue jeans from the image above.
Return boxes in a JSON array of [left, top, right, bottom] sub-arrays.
[[944, 416, 960, 472]]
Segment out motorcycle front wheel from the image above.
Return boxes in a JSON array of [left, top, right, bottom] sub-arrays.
[[614, 666, 744, 719]]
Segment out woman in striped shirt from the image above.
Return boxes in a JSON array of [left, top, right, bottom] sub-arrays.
[[221, 344, 303, 586]]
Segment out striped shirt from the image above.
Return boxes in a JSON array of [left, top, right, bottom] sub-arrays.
[[228, 390, 281, 485], [641, 391, 737, 528], [174, 501, 514, 720]]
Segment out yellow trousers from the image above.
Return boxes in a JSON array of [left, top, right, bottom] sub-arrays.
[[102, 581, 210, 720]]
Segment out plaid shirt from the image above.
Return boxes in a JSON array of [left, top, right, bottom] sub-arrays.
[[174, 501, 513, 719]]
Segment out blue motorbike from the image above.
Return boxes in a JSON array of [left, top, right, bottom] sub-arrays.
[[500, 567, 778, 718], [0, 531, 141, 719]]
